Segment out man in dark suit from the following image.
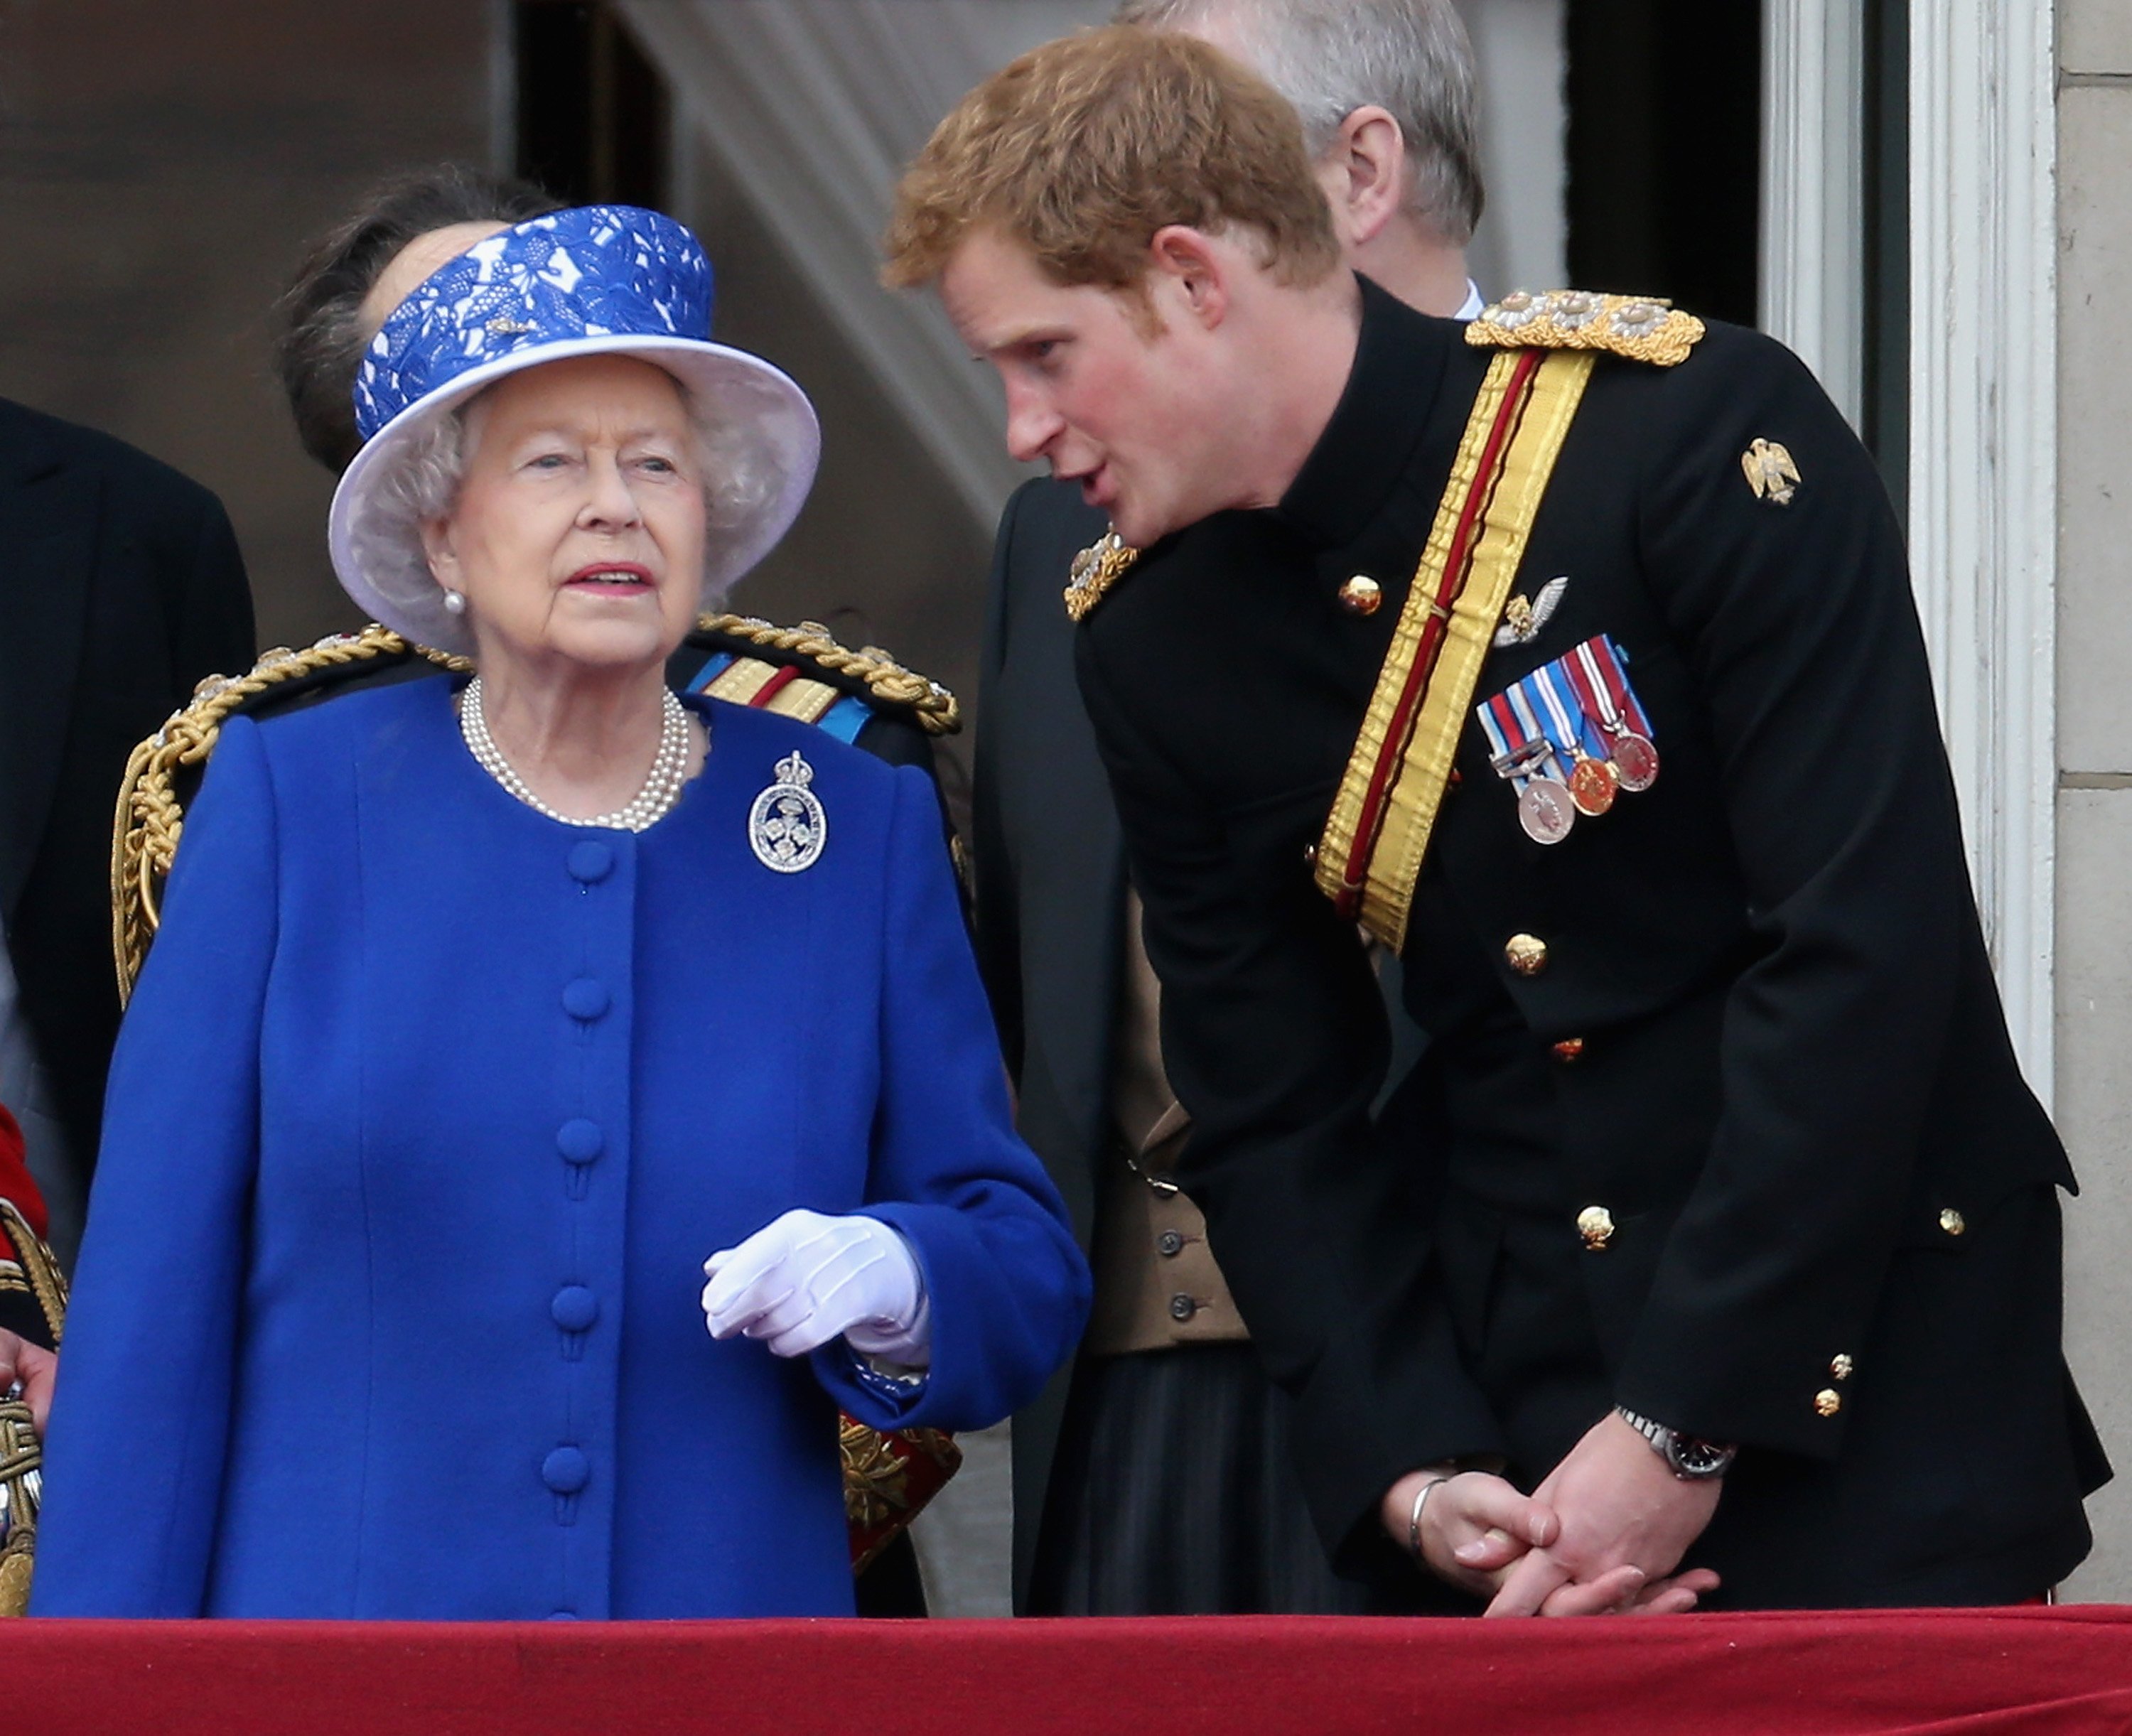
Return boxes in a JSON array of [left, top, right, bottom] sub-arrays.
[[0, 398, 254, 1265], [976, 0, 1487, 1614], [898, 27, 2106, 1610]]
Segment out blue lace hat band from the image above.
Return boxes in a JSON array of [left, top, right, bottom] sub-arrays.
[[352, 206, 716, 443], [328, 205, 819, 655]]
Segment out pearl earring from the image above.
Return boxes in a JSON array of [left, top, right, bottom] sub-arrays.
[[442, 589, 467, 616]]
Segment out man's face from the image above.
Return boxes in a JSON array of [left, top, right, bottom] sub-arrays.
[[941, 227, 1235, 547]]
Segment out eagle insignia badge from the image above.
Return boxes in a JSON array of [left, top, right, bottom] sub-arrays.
[[1742, 438, 1802, 506], [1494, 576, 1568, 649], [749, 750, 827, 873]]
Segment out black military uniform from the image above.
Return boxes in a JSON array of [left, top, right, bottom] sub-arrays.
[[1074, 275, 2109, 1607]]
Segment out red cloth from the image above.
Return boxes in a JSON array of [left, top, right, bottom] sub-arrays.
[[6, 1609, 2132, 1735], [0, 1103, 45, 1241]]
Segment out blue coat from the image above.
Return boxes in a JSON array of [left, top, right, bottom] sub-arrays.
[[32, 679, 1089, 1619]]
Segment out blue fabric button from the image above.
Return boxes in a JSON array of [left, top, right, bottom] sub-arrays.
[[556, 1119, 603, 1165], [542, 1446, 591, 1494], [567, 841, 614, 884], [562, 978, 610, 1020], [551, 1285, 599, 1332], [547, 1611, 578, 1622]]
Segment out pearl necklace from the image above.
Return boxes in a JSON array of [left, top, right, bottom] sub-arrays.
[[458, 676, 693, 832]]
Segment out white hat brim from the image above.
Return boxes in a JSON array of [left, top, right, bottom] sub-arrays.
[[327, 333, 822, 656]]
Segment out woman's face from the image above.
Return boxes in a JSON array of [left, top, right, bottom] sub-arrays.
[[423, 353, 707, 680]]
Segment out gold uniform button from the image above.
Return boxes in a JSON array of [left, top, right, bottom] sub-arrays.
[[1551, 1037, 1586, 1063], [1338, 575, 1384, 616], [1504, 933, 1549, 976], [1830, 1353, 1854, 1381], [1576, 1205, 1614, 1251], [1939, 1208, 1966, 1237], [1814, 1389, 1843, 1418]]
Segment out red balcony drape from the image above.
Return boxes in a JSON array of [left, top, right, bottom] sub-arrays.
[[8, 1606, 2132, 1735]]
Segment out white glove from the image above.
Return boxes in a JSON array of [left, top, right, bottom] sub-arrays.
[[701, 1209, 931, 1366]]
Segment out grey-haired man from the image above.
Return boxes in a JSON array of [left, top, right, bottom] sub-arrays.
[[972, 0, 1487, 1614]]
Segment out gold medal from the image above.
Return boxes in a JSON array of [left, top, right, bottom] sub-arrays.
[[1567, 755, 1619, 816]]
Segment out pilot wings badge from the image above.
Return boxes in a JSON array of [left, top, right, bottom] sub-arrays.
[[749, 750, 827, 873], [1742, 438, 1802, 506], [1494, 576, 1568, 649]]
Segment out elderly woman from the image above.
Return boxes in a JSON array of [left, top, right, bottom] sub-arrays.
[[31, 206, 1088, 1619]]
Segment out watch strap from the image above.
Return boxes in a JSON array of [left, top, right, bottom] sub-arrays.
[[1615, 1406, 1736, 1479]]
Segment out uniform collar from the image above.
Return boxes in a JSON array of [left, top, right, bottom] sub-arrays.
[[1275, 273, 1452, 549]]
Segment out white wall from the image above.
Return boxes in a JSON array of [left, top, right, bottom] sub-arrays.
[[2056, 0, 2132, 1604]]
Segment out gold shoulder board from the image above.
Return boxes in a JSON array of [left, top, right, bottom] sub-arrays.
[[1466, 290, 1704, 368], [1064, 529, 1141, 622]]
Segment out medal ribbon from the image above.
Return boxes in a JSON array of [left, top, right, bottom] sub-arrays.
[[1529, 662, 1605, 768], [1562, 640, 1623, 743], [1477, 691, 1547, 790], [1586, 635, 1652, 737], [1504, 678, 1568, 782]]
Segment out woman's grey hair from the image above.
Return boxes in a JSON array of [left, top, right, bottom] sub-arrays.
[[345, 369, 777, 657], [1114, 0, 1485, 247]]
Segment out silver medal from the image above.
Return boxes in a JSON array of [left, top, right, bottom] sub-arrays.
[[1518, 777, 1577, 846], [748, 750, 827, 873]]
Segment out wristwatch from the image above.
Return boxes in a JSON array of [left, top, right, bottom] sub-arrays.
[[1615, 1406, 1737, 1480]]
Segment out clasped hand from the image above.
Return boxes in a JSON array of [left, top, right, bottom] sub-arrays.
[[702, 1209, 930, 1364], [1388, 1412, 1721, 1616], [0, 1327, 55, 1433]]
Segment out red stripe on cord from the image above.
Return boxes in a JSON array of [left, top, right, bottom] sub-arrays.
[[1337, 350, 1544, 912]]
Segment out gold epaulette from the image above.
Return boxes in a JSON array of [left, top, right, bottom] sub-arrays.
[[112, 627, 470, 1005], [1064, 529, 1141, 622], [1466, 291, 1704, 368], [689, 613, 961, 737]]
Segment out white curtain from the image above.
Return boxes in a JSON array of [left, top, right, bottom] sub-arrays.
[[615, 0, 1112, 529]]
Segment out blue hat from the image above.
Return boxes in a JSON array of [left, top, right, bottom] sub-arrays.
[[328, 205, 820, 654]]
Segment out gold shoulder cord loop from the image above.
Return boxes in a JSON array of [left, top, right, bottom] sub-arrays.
[[112, 627, 470, 1004]]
